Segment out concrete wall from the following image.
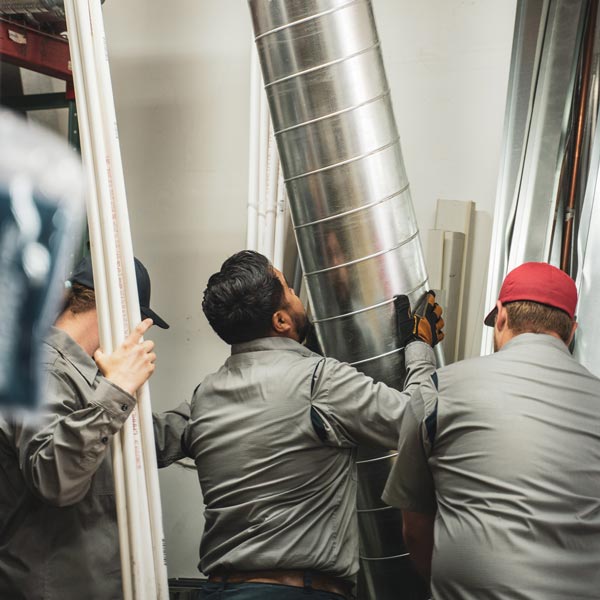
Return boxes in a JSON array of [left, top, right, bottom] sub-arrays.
[[97, 0, 516, 579]]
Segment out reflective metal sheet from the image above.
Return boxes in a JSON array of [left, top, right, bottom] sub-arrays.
[[314, 286, 426, 365], [287, 142, 409, 227], [507, 0, 586, 269], [250, 0, 359, 39], [277, 96, 399, 179], [266, 46, 388, 132], [296, 189, 417, 274], [358, 506, 406, 558], [255, 1, 376, 85], [305, 236, 427, 320], [357, 453, 398, 510], [574, 110, 600, 376]]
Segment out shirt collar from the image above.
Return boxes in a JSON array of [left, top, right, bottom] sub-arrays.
[[500, 332, 571, 355], [231, 336, 316, 358], [43, 326, 99, 385]]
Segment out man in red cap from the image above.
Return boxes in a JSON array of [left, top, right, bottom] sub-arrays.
[[383, 262, 600, 600]]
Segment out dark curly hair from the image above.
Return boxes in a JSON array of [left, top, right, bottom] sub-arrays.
[[202, 250, 285, 345]]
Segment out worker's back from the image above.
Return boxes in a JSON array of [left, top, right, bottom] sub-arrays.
[[431, 333, 600, 600], [185, 336, 359, 580]]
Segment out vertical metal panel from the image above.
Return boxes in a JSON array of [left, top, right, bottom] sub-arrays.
[[507, 0, 585, 269], [248, 1, 430, 598], [482, 0, 549, 354], [574, 109, 600, 377], [482, 0, 586, 354]]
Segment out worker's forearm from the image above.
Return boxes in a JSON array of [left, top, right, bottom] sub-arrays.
[[18, 379, 135, 506], [405, 534, 432, 581], [402, 510, 435, 583], [153, 401, 191, 467], [403, 341, 436, 394]]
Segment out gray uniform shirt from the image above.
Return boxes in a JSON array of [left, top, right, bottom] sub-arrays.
[[0, 327, 189, 600], [383, 333, 600, 600], [184, 336, 436, 580]]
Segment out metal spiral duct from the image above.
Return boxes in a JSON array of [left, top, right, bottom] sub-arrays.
[[248, 1, 429, 598]]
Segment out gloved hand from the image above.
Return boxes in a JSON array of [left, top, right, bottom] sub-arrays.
[[395, 290, 445, 348]]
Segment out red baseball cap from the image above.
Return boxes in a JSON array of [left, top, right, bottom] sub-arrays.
[[484, 262, 577, 327]]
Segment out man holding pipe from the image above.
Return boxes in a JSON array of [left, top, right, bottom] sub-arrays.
[[0, 255, 185, 600], [383, 262, 600, 599], [185, 250, 444, 599]]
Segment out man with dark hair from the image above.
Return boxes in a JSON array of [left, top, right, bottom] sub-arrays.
[[202, 250, 308, 345], [383, 262, 600, 600], [186, 250, 444, 600], [0, 255, 186, 599]]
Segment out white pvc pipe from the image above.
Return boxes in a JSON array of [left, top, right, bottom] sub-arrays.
[[272, 170, 287, 272], [263, 120, 278, 262], [247, 47, 261, 251], [257, 85, 269, 255], [67, 1, 154, 597], [63, 6, 133, 598], [85, 2, 169, 596]]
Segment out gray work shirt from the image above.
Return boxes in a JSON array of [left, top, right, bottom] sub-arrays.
[[0, 327, 189, 600], [184, 336, 436, 581], [383, 333, 600, 600]]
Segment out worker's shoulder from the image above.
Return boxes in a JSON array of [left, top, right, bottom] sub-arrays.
[[40, 343, 63, 371], [439, 352, 494, 376]]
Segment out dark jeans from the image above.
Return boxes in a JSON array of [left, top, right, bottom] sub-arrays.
[[199, 581, 347, 599]]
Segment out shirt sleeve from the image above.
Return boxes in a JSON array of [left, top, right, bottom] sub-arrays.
[[16, 370, 135, 507], [311, 341, 436, 450], [381, 377, 438, 514], [153, 402, 191, 467]]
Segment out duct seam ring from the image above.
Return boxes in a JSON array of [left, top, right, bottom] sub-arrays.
[[359, 553, 410, 561], [253, 0, 363, 41], [312, 278, 427, 324], [274, 90, 391, 137], [263, 43, 380, 89], [294, 183, 410, 230], [284, 138, 400, 183], [304, 230, 420, 276]]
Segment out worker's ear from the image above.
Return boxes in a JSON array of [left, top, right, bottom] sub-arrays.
[[271, 308, 292, 335], [495, 300, 508, 332]]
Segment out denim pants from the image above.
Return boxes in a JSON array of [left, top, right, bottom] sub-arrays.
[[199, 578, 348, 599]]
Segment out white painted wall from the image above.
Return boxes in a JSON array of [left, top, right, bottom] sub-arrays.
[[98, 0, 516, 579], [374, 0, 516, 358]]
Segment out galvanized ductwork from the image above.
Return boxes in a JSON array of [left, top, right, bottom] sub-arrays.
[[248, 1, 430, 598]]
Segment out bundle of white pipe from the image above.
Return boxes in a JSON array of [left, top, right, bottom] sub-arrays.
[[63, 1, 168, 598], [246, 47, 289, 271]]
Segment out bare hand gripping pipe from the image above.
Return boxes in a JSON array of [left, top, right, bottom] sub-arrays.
[[248, 1, 432, 598]]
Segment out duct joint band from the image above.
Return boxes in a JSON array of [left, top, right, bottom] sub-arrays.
[[359, 553, 410, 561], [304, 230, 419, 276], [284, 138, 399, 183], [312, 278, 427, 324], [294, 183, 410, 230], [264, 43, 380, 89], [357, 506, 397, 515], [275, 89, 391, 136], [253, 0, 362, 41], [356, 451, 399, 465]]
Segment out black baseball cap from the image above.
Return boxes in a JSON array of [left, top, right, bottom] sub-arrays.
[[69, 255, 170, 329]]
